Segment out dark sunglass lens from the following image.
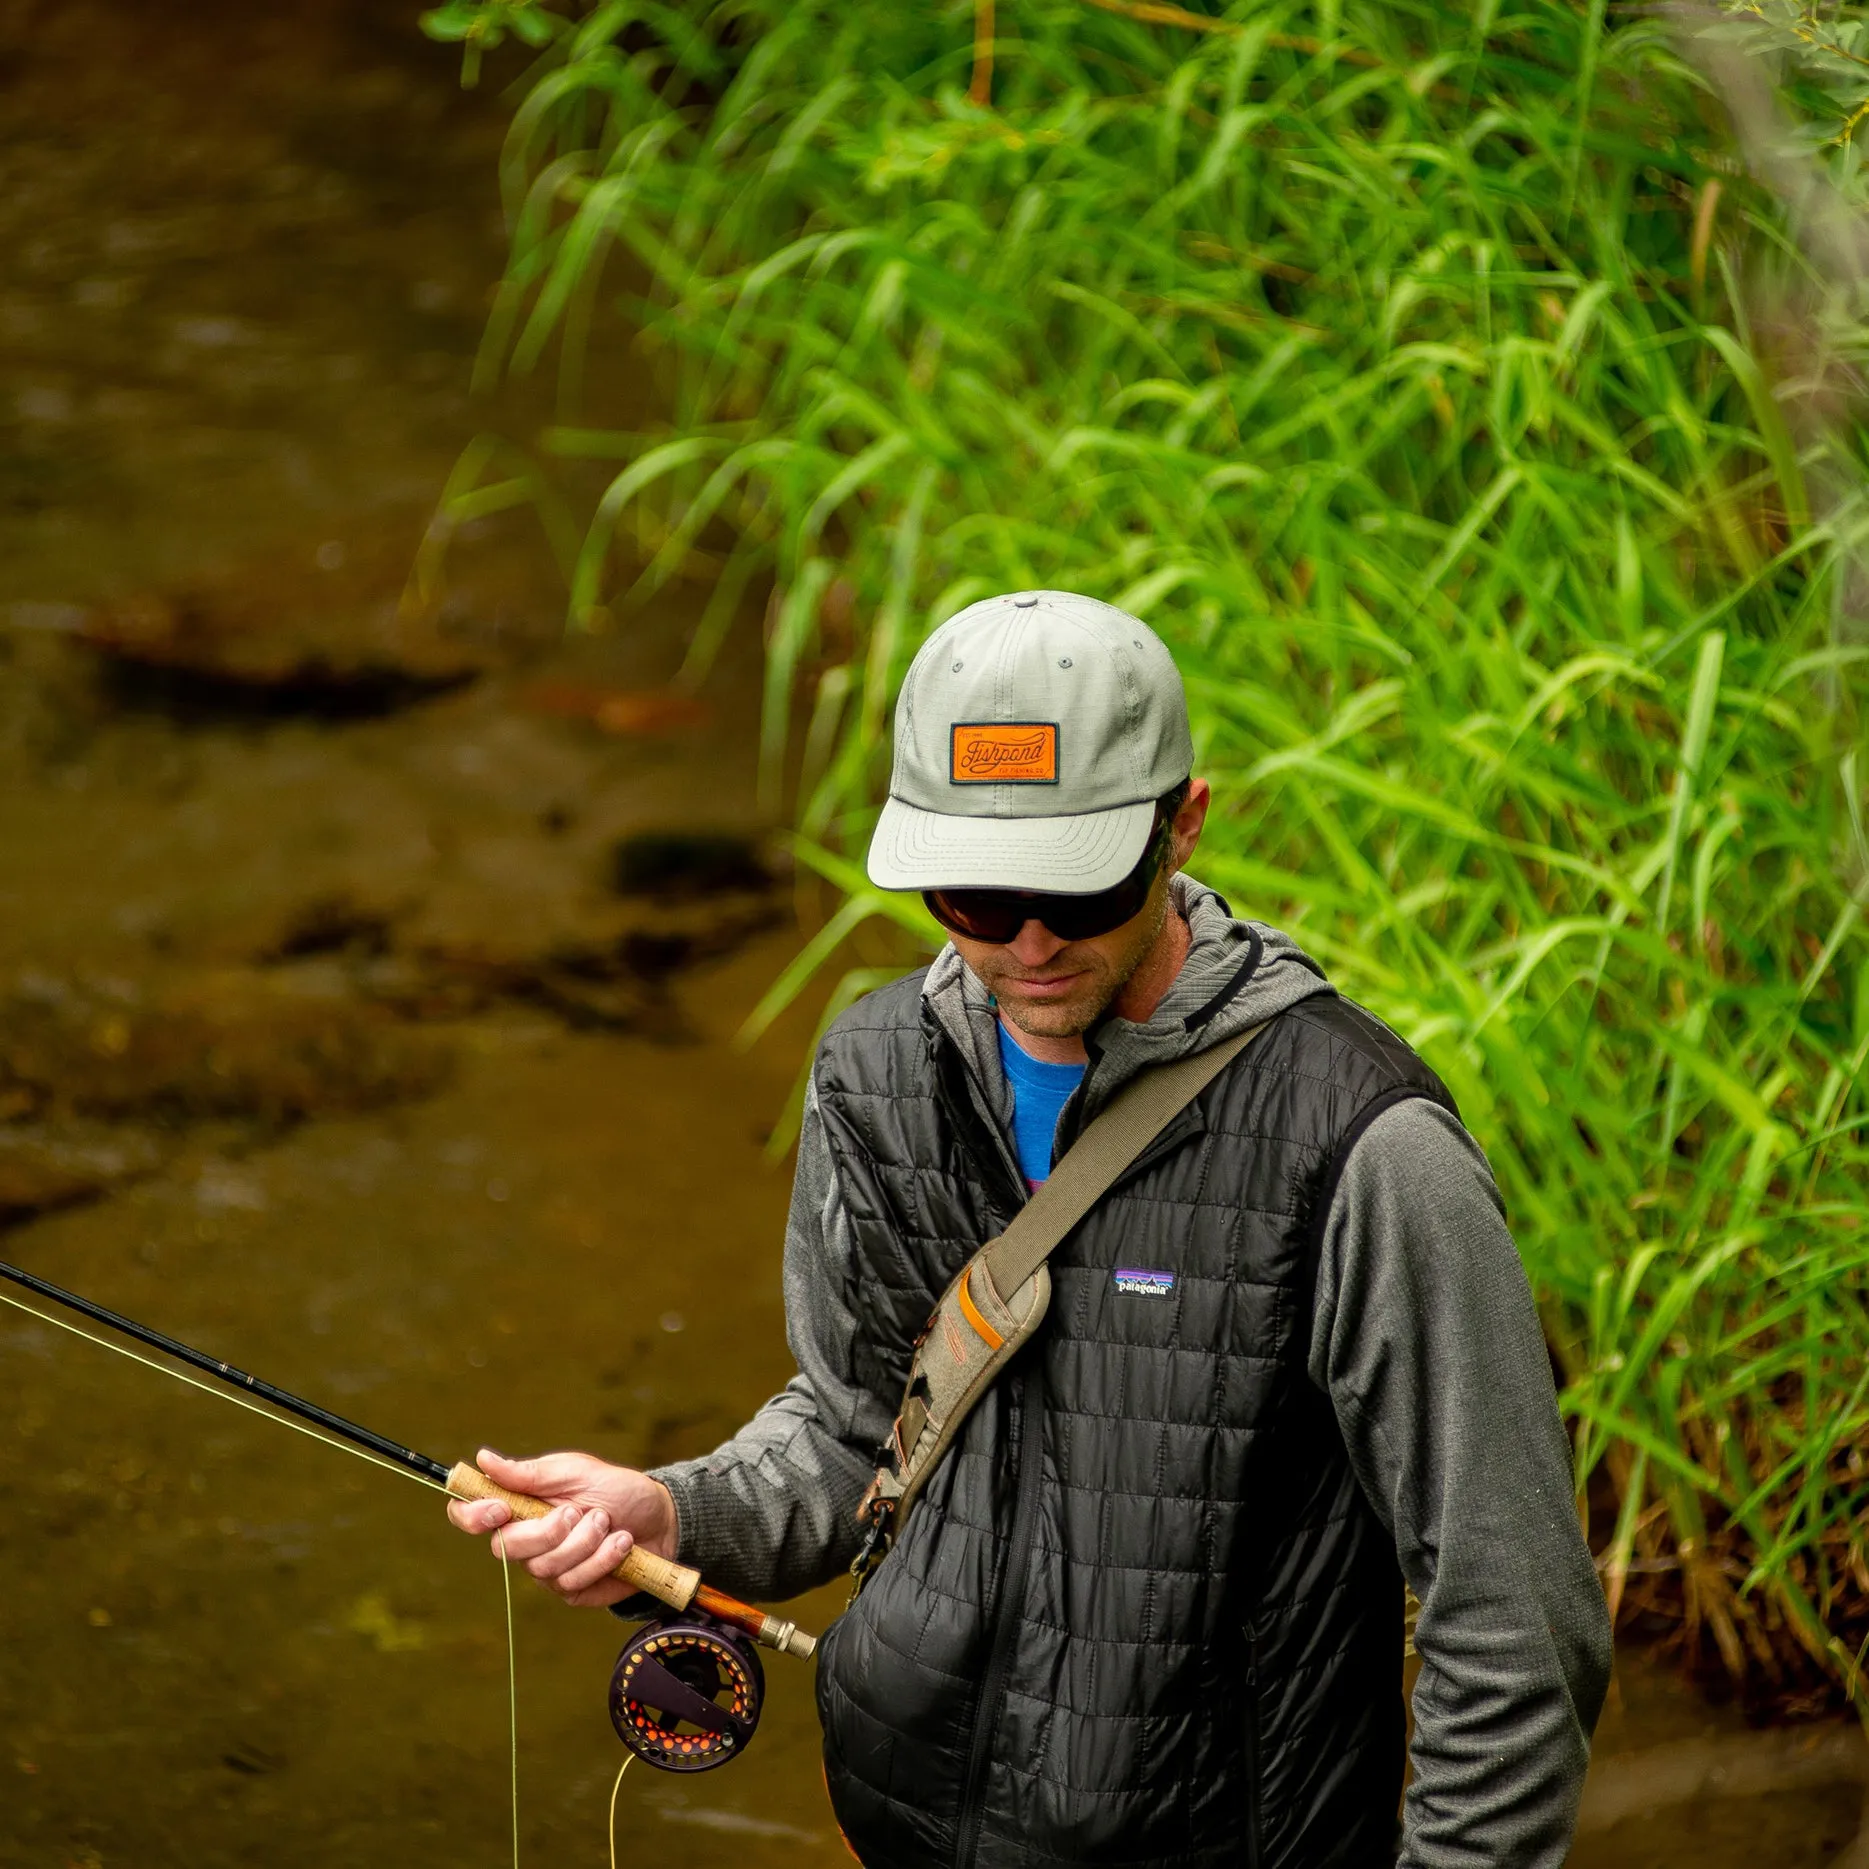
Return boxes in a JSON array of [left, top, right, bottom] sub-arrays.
[[923, 889, 1025, 944], [1036, 896, 1096, 942], [1039, 822, 1156, 939], [924, 879, 1124, 944], [1044, 875, 1144, 942], [924, 815, 1169, 945]]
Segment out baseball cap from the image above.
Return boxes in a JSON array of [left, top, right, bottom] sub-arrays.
[[865, 590, 1194, 894]]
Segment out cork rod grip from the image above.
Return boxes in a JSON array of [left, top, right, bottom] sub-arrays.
[[445, 1461, 700, 1611]]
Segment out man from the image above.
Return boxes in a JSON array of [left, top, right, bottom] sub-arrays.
[[449, 591, 1611, 1867]]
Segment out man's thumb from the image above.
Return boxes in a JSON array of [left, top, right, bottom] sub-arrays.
[[476, 1447, 541, 1490], [477, 1446, 583, 1496]]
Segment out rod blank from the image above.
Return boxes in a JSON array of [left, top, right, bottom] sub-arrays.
[[0, 1255, 820, 1659], [0, 1256, 452, 1486]]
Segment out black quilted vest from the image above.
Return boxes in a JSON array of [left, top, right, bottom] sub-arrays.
[[811, 970, 1458, 1869]]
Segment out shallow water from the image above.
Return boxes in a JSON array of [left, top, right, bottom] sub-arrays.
[[1, 5, 1862, 1865]]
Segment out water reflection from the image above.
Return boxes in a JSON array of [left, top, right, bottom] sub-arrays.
[[0, 4, 1860, 1865]]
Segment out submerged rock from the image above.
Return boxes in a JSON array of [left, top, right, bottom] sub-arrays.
[[358, 908, 781, 1033], [72, 536, 489, 720], [248, 862, 781, 1036], [612, 829, 773, 899], [258, 895, 396, 964], [0, 1124, 162, 1223], [0, 969, 450, 1126]]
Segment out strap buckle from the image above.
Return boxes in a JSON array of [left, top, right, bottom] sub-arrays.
[[847, 1488, 896, 1602]]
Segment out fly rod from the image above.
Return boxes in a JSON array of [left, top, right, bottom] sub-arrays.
[[0, 1254, 817, 1668]]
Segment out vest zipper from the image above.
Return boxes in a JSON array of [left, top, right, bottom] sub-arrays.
[[929, 1013, 1046, 1867], [1244, 1630, 1263, 1869], [951, 1358, 1046, 1869], [928, 1022, 1029, 1221]]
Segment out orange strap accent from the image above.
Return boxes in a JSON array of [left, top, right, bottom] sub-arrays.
[[956, 1263, 1005, 1352]]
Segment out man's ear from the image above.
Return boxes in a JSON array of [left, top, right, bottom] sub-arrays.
[[1171, 778, 1211, 871]]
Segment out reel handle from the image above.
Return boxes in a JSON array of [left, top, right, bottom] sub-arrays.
[[446, 1461, 701, 1610]]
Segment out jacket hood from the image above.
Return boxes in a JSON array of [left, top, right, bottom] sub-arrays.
[[923, 872, 1337, 1137]]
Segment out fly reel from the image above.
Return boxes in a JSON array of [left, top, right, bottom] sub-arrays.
[[609, 1612, 765, 1772]]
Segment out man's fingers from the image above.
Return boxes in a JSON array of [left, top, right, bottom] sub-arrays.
[[554, 1529, 636, 1597], [462, 1449, 649, 1602], [447, 1498, 512, 1535], [487, 1504, 582, 1564], [524, 1507, 611, 1583]]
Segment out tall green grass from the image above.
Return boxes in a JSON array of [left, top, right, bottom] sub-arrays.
[[428, 0, 1869, 1713]]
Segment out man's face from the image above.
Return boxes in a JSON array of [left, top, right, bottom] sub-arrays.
[[945, 778, 1210, 1040], [950, 866, 1175, 1040]]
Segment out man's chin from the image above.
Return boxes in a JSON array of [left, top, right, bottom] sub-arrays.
[[998, 990, 1104, 1039]]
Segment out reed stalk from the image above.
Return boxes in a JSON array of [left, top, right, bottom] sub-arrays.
[[427, 0, 1869, 1714]]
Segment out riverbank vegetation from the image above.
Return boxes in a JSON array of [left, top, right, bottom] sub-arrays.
[[425, 0, 1869, 1716]]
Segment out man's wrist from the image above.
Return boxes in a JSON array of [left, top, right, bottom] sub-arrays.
[[643, 1475, 680, 1562]]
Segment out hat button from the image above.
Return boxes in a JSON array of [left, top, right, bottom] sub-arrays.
[[1012, 593, 1038, 608]]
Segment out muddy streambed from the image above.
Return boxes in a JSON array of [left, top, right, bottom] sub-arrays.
[[2, 4, 1864, 1865]]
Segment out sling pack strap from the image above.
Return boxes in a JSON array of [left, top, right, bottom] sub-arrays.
[[850, 1019, 1270, 1594]]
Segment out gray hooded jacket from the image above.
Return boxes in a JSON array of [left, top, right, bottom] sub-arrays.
[[654, 876, 1611, 1866]]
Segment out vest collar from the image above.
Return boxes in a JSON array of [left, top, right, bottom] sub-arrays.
[[921, 876, 1337, 1141]]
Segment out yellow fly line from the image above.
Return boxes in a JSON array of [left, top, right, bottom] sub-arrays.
[[609, 1753, 635, 1869], [0, 1281, 531, 1869], [0, 1282, 448, 1492]]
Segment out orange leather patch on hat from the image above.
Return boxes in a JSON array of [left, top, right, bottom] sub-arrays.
[[950, 722, 1059, 784]]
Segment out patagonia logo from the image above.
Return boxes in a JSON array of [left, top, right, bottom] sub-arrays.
[[1113, 1267, 1176, 1299], [950, 722, 1059, 784]]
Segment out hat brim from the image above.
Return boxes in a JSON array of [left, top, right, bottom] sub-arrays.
[[866, 795, 1157, 894]]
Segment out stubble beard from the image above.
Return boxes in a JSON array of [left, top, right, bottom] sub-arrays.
[[985, 879, 1173, 1042]]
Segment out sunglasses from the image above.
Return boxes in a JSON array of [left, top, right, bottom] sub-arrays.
[[922, 812, 1173, 946]]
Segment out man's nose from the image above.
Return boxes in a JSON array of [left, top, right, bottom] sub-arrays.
[[1006, 919, 1067, 966]]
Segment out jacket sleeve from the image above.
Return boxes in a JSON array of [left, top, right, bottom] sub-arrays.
[[646, 1078, 891, 1602], [1309, 1097, 1612, 1869]]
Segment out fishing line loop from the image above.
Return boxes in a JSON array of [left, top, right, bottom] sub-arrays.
[[608, 1754, 634, 1869]]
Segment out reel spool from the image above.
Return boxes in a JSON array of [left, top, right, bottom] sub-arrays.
[[609, 1613, 765, 1772]]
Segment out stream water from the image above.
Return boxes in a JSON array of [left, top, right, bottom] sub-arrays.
[[1, 5, 1862, 1866]]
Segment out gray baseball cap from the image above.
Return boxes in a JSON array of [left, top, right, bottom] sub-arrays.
[[866, 590, 1194, 894]]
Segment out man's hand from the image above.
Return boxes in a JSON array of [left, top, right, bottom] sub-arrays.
[[445, 1447, 679, 1608]]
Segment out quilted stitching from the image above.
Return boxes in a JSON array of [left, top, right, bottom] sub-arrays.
[[814, 986, 1452, 1869]]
